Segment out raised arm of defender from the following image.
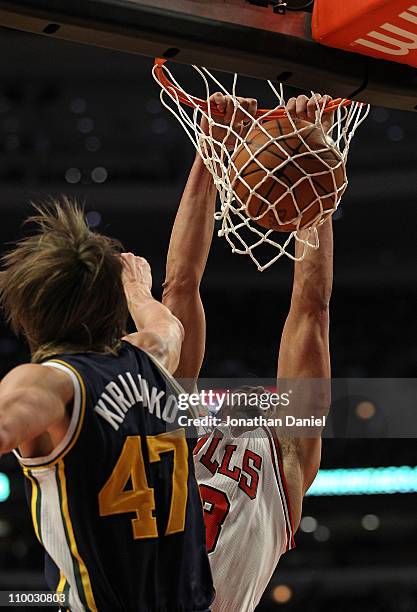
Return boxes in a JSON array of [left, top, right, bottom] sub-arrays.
[[121, 252, 184, 374]]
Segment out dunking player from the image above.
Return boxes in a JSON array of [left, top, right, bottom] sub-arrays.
[[0, 204, 214, 611], [161, 93, 333, 611]]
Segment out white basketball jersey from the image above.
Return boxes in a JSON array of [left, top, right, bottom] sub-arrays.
[[194, 424, 295, 612]]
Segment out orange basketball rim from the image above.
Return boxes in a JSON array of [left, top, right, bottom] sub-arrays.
[[153, 58, 352, 119]]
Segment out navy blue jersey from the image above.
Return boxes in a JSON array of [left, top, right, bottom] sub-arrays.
[[16, 341, 213, 612]]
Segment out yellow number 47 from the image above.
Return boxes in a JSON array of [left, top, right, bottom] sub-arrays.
[[99, 429, 189, 539]]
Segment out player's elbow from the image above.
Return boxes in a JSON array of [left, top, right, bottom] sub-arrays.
[[314, 386, 331, 419], [150, 317, 184, 374], [155, 341, 182, 376], [291, 280, 332, 315], [290, 294, 330, 322], [163, 273, 201, 303], [166, 316, 185, 373]]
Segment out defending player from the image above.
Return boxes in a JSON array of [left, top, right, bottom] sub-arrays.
[[0, 204, 214, 611], [160, 93, 333, 611]]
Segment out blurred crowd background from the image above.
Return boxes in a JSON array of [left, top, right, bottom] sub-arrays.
[[0, 26, 416, 611]]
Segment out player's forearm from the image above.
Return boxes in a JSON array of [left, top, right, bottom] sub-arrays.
[[164, 155, 217, 291], [162, 155, 215, 382], [127, 294, 183, 342], [277, 257, 331, 495], [291, 219, 334, 313], [280, 219, 333, 380]]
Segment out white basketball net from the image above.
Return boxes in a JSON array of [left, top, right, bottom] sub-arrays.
[[153, 63, 369, 271]]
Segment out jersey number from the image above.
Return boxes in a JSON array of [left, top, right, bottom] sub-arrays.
[[99, 430, 189, 539], [199, 484, 230, 553]]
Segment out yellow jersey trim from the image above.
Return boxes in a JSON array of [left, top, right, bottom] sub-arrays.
[[23, 468, 41, 543], [56, 460, 97, 611], [56, 571, 67, 595]]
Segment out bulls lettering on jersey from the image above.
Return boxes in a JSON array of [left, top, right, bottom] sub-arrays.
[[194, 424, 294, 612], [14, 341, 214, 612]]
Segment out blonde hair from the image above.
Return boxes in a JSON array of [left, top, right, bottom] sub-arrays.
[[0, 196, 128, 362]]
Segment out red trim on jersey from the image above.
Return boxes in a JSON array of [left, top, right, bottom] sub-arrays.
[[193, 433, 211, 455], [263, 429, 291, 551], [262, 426, 295, 552], [269, 428, 296, 550]]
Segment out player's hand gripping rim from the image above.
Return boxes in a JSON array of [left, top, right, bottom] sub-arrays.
[[286, 93, 334, 134], [199, 93, 258, 151]]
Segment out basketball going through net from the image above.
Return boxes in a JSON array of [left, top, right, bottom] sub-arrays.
[[153, 59, 369, 271]]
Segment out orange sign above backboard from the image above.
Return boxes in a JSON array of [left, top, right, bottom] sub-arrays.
[[312, 0, 417, 68]]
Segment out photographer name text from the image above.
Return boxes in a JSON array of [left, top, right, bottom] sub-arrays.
[[178, 415, 326, 428]]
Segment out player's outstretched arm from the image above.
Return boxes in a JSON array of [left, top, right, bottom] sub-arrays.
[[161, 153, 216, 384], [121, 253, 184, 374], [277, 94, 333, 496], [0, 364, 72, 454], [162, 94, 258, 385], [278, 217, 333, 496]]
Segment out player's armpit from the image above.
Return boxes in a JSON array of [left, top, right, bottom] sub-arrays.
[[0, 364, 72, 454], [294, 436, 323, 496]]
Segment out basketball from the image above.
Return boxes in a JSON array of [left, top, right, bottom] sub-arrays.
[[229, 118, 347, 232]]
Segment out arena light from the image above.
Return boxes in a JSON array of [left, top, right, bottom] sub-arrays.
[[0, 473, 10, 502], [272, 584, 293, 604], [361, 514, 380, 531], [300, 516, 317, 533], [306, 466, 417, 496]]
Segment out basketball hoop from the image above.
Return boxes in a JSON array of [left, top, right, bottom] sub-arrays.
[[153, 58, 369, 271]]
